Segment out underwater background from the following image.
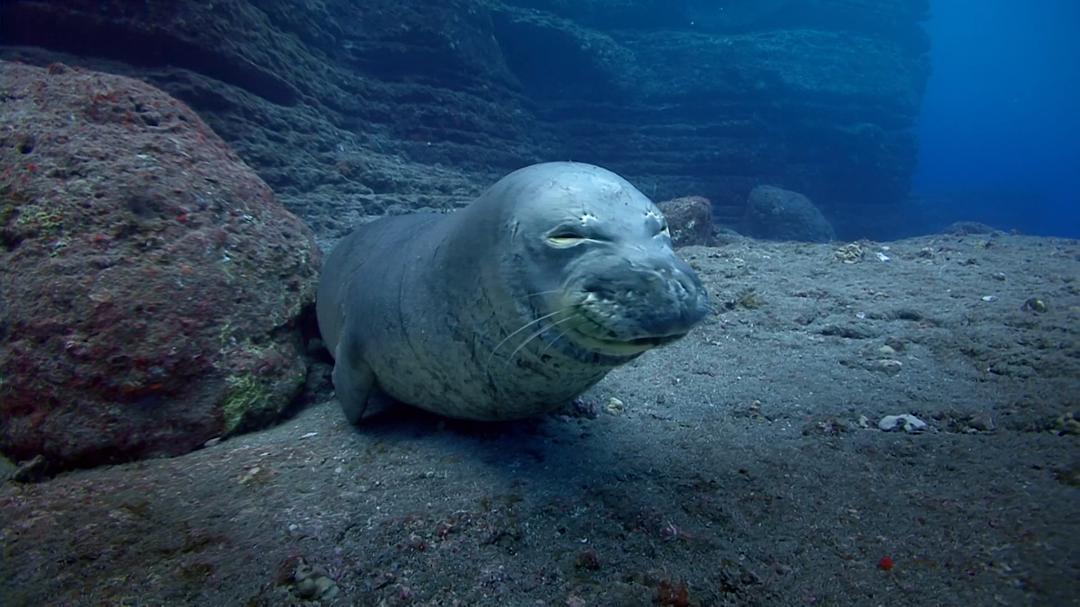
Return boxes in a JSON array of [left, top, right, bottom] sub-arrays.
[[914, 0, 1080, 238]]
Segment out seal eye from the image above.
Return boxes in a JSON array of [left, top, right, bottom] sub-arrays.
[[546, 226, 588, 248]]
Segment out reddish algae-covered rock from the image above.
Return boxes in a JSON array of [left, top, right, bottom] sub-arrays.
[[0, 61, 320, 470]]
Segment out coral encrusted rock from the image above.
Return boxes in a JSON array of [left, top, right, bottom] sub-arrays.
[[0, 61, 320, 471]]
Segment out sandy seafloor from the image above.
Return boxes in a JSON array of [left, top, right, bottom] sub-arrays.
[[2, 232, 1077, 606]]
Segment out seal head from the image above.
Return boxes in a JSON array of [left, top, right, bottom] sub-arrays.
[[488, 163, 708, 360]]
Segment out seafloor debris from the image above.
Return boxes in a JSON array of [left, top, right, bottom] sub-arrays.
[[277, 556, 339, 601], [834, 242, 865, 263], [878, 414, 928, 433], [1022, 297, 1048, 313]]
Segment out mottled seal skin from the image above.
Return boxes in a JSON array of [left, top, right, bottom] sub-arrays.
[[317, 162, 709, 423]]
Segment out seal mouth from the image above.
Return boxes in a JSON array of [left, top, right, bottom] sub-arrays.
[[565, 310, 689, 355]]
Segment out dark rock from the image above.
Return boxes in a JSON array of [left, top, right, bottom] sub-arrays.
[[744, 185, 836, 242], [820, 324, 879, 339], [10, 454, 48, 483], [947, 221, 999, 235], [0, 62, 320, 471], [657, 195, 713, 247]]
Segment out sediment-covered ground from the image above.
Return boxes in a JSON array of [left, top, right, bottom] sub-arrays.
[[2, 232, 1077, 606]]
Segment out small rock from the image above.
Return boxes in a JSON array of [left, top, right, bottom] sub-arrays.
[[575, 549, 601, 570], [967, 411, 996, 432], [878, 414, 928, 433], [314, 576, 339, 599], [834, 243, 865, 263], [803, 417, 851, 436], [656, 195, 714, 247], [948, 221, 998, 235], [884, 336, 906, 352], [877, 345, 896, 355], [1054, 412, 1080, 436], [1021, 298, 1048, 313], [869, 359, 903, 375], [605, 397, 625, 415], [11, 454, 50, 482], [295, 577, 318, 599], [981, 295, 997, 302], [570, 397, 599, 419]]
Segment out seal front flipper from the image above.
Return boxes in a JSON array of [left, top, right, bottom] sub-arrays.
[[332, 338, 378, 424]]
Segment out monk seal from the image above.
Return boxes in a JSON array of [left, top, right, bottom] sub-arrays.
[[317, 161, 709, 423]]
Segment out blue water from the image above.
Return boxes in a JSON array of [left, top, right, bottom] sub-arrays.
[[914, 0, 1080, 237]]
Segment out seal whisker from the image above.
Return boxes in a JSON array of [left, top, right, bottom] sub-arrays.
[[524, 289, 563, 299], [486, 307, 573, 364], [504, 314, 577, 365], [538, 325, 571, 359]]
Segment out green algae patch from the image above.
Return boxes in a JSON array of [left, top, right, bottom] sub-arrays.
[[221, 375, 276, 435]]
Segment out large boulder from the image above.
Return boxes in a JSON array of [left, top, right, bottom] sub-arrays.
[[744, 185, 836, 242], [0, 61, 320, 471]]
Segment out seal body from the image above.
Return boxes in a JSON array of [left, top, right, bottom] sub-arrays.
[[317, 162, 709, 423]]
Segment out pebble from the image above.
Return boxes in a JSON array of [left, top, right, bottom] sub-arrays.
[[878, 414, 928, 433], [968, 411, 996, 432], [1021, 298, 1048, 313], [11, 454, 48, 482], [605, 397, 625, 414], [871, 359, 903, 375], [295, 577, 318, 598]]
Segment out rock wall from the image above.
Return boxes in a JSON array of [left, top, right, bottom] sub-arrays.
[[495, 0, 929, 236], [0, 0, 928, 240]]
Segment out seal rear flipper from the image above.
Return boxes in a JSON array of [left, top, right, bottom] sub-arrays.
[[332, 342, 375, 425]]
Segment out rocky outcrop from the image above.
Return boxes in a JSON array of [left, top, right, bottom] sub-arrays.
[[0, 1, 928, 240], [0, 1, 538, 248], [744, 185, 835, 242], [0, 62, 320, 470]]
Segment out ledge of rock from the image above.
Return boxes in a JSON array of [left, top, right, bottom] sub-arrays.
[[0, 61, 321, 471]]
